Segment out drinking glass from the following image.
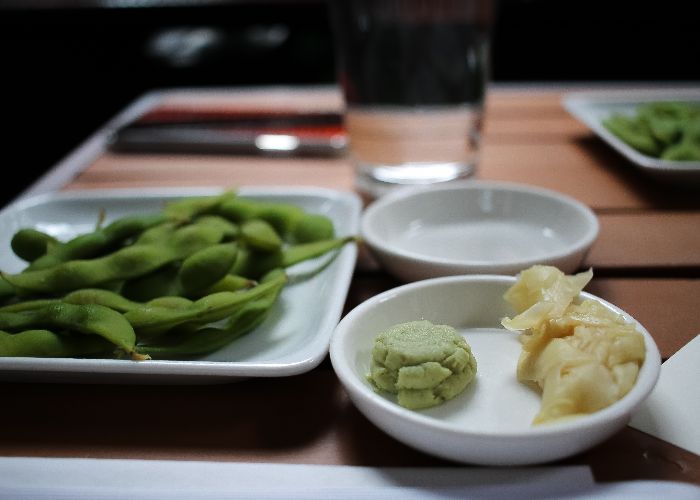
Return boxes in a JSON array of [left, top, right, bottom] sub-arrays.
[[328, 0, 494, 198]]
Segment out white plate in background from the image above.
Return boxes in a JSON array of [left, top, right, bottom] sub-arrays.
[[0, 186, 361, 383], [330, 275, 661, 466], [563, 88, 700, 185]]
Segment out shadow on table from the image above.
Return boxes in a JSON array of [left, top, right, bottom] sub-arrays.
[[0, 374, 340, 457], [572, 136, 700, 210]]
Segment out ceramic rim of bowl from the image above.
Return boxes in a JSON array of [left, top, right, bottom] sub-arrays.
[[361, 180, 600, 269]]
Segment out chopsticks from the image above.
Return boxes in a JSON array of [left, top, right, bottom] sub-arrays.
[[107, 110, 347, 157]]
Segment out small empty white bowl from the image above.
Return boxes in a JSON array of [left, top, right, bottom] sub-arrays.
[[329, 275, 661, 466], [361, 181, 599, 282]]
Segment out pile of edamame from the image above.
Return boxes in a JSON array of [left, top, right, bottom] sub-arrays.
[[0, 191, 356, 360], [603, 101, 700, 161]]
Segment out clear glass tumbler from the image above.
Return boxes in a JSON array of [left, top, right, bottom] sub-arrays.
[[328, 0, 493, 198]]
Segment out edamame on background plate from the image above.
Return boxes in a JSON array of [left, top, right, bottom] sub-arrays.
[[563, 87, 700, 186], [0, 186, 361, 384]]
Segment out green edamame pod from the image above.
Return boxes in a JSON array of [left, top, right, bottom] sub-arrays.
[[638, 103, 680, 145], [119, 265, 180, 302], [101, 213, 172, 242], [660, 121, 700, 160], [28, 212, 170, 271], [63, 288, 143, 313], [255, 203, 306, 237], [167, 223, 227, 255], [603, 115, 660, 156], [0, 329, 111, 358], [11, 228, 58, 262], [123, 230, 236, 301], [240, 219, 282, 253], [687, 120, 700, 143], [290, 213, 335, 243], [2, 245, 176, 294], [0, 277, 17, 301], [4, 222, 226, 295], [200, 274, 255, 296], [163, 190, 237, 220], [191, 215, 239, 241], [124, 270, 287, 337], [178, 243, 239, 296], [218, 198, 305, 239], [216, 196, 337, 244], [648, 118, 683, 147], [231, 236, 356, 279], [146, 296, 194, 309], [64, 287, 194, 312], [0, 298, 61, 313], [0, 303, 141, 358], [137, 269, 286, 358], [122, 221, 231, 300], [216, 197, 261, 223], [661, 141, 700, 161], [134, 221, 181, 245], [603, 102, 700, 160]]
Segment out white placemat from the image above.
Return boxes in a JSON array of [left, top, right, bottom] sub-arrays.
[[629, 334, 700, 456], [0, 458, 698, 499]]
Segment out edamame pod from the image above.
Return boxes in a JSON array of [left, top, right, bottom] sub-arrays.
[[137, 269, 285, 358], [163, 190, 237, 219], [0, 277, 17, 301], [134, 221, 181, 245], [4, 223, 226, 295], [661, 141, 700, 161], [29, 213, 170, 271], [64, 288, 194, 312], [11, 228, 58, 262], [178, 243, 239, 295], [2, 245, 177, 294], [191, 215, 239, 241], [122, 237, 237, 301], [0, 298, 61, 313], [216, 197, 263, 223], [603, 101, 700, 160], [124, 270, 287, 337], [119, 265, 180, 302], [146, 296, 194, 309], [63, 288, 144, 312], [255, 203, 306, 238], [231, 236, 356, 279], [603, 115, 660, 156], [290, 213, 335, 243], [0, 303, 141, 358], [199, 274, 255, 295], [167, 223, 227, 255], [218, 198, 305, 239], [0, 329, 111, 358], [240, 219, 282, 253]]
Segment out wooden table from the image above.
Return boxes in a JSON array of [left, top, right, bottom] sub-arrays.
[[2, 85, 699, 486]]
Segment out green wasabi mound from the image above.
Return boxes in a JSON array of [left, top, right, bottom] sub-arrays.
[[367, 320, 477, 410]]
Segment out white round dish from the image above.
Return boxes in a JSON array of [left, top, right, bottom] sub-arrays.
[[361, 181, 599, 282], [329, 275, 661, 466]]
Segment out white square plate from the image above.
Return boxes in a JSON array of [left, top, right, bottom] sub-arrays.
[[0, 186, 361, 383], [563, 88, 700, 185]]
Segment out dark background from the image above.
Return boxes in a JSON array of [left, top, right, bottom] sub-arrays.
[[1, 0, 698, 208]]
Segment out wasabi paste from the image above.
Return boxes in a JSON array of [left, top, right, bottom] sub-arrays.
[[367, 320, 477, 410]]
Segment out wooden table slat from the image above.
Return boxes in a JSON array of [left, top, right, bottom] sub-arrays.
[[587, 213, 700, 271]]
